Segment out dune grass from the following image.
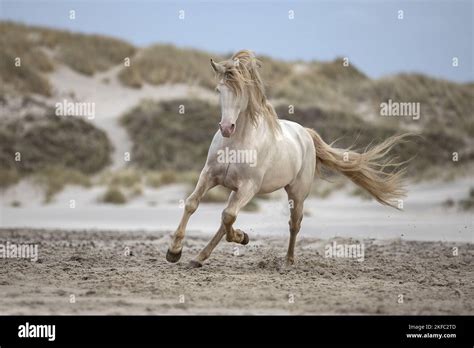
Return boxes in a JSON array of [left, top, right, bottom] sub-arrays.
[[0, 21, 135, 95], [101, 186, 127, 204], [98, 168, 142, 187], [121, 99, 219, 170], [0, 168, 21, 189], [459, 187, 474, 211], [55, 33, 135, 76], [274, 104, 471, 179], [2, 20, 472, 142], [118, 44, 220, 89], [1, 114, 113, 175], [359, 74, 474, 138], [32, 166, 92, 203], [272, 59, 368, 110], [0, 107, 113, 176], [97, 168, 200, 194], [120, 97, 472, 182], [122, 97, 473, 181], [0, 23, 54, 96], [1, 21, 472, 190], [0, 97, 113, 192]]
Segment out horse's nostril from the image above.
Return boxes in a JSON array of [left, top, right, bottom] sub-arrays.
[[231, 124, 235, 130]]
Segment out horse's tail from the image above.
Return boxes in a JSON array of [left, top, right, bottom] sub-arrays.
[[305, 128, 410, 209]]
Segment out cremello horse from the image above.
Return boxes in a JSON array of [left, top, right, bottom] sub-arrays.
[[167, 50, 407, 268]]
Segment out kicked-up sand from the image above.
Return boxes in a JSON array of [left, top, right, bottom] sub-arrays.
[[0, 228, 472, 315]]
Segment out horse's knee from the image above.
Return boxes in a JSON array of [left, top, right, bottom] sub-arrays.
[[185, 197, 199, 214]]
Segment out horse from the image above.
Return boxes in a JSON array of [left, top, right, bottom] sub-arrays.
[[166, 49, 408, 268]]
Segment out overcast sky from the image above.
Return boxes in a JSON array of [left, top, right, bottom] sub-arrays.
[[1, 0, 472, 82]]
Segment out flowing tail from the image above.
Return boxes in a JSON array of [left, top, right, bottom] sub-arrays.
[[305, 128, 410, 209]]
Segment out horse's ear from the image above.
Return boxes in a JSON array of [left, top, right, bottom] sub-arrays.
[[210, 58, 225, 73]]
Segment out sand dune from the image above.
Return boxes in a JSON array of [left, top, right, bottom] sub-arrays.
[[47, 64, 217, 169]]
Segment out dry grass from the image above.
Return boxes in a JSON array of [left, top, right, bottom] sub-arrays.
[[1, 22, 472, 185], [55, 34, 135, 76], [274, 104, 471, 179], [120, 99, 219, 170], [120, 97, 473, 181], [98, 168, 200, 191], [101, 186, 127, 204], [459, 187, 474, 211], [99, 168, 142, 187], [0, 97, 112, 189], [0, 23, 54, 96], [0, 21, 135, 95], [274, 59, 367, 106], [118, 44, 220, 89], [0, 168, 21, 189], [0, 111, 113, 175], [359, 74, 474, 138], [2, 21, 472, 141], [32, 166, 91, 203]]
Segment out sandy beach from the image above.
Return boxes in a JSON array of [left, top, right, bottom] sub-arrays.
[[1, 21, 472, 319], [0, 228, 472, 315]]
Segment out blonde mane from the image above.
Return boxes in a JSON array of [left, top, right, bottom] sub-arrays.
[[216, 50, 281, 134]]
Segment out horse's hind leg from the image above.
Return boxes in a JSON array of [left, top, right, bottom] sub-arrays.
[[285, 194, 304, 266], [285, 177, 312, 265], [166, 169, 215, 263]]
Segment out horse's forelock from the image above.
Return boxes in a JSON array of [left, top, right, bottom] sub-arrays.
[[216, 50, 281, 134]]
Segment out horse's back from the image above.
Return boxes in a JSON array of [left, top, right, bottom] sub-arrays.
[[278, 119, 315, 156]]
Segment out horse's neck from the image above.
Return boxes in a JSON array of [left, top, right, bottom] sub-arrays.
[[233, 111, 267, 143]]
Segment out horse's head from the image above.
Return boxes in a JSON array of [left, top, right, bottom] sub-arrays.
[[210, 50, 263, 138]]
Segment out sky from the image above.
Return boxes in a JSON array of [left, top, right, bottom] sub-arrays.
[[0, 0, 472, 82]]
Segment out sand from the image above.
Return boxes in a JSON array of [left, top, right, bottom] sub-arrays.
[[0, 228, 472, 315]]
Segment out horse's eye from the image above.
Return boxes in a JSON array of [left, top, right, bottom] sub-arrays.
[[225, 71, 232, 79]]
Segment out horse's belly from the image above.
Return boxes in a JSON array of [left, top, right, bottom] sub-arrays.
[[258, 155, 299, 193]]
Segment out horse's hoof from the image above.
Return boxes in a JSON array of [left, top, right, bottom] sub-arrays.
[[241, 232, 249, 245], [166, 249, 182, 263], [188, 260, 203, 268]]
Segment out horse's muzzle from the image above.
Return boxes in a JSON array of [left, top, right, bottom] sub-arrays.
[[219, 122, 235, 138]]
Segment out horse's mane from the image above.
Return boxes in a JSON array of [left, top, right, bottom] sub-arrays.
[[216, 50, 281, 134]]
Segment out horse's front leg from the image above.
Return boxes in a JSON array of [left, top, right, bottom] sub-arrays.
[[166, 169, 216, 263], [189, 184, 257, 267]]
